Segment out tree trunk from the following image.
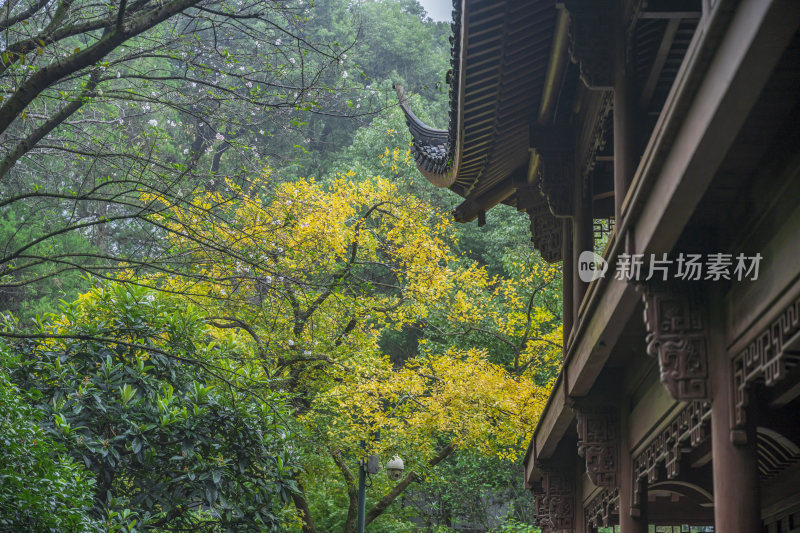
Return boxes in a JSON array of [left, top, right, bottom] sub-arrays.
[[291, 477, 318, 533], [331, 449, 359, 533]]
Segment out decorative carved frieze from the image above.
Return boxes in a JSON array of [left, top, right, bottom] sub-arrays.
[[579, 91, 614, 192], [516, 186, 563, 263], [563, 0, 614, 89], [530, 124, 574, 218], [732, 296, 800, 435], [533, 468, 575, 531], [575, 408, 619, 487], [538, 150, 574, 218], [642, 283, 710, 401], [585, 487, 619, 530], [631, 401, 711, 507]]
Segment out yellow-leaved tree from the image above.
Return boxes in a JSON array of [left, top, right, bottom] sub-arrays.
[[138, 171, 560, 532]]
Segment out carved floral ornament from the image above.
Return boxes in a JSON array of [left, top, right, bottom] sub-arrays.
[[516, 185, 563, 264], [533, 468, 575, 532], [641, 283, 710, 401]]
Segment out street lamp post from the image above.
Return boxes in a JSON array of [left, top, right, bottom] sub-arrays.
[[357, 461, 367, 533], [357, 453, 403, 533]]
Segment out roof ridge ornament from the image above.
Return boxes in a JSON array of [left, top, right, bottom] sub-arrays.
[[393, 83, 455, 187]]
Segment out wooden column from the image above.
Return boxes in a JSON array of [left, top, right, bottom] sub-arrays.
[[562, 218, 574, 348], [618, 400, 647, 533], [575, 459, 586, 533], [613, 0, 635, 223], [572, 166, 592, 322], [709, 298, 761, 532]]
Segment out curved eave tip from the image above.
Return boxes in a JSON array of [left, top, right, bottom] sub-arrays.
[[393, 83, 456, 188]]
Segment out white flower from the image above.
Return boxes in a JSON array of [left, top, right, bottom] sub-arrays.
[[342, 71, 348, 79], [338, 59, 343, 65], [356, 104, 360, 109], [288, 339, 294, 346], [259, 129, 265, 135], [191, 82, 197, 87], [289, 57, 296, 64], [148, 119, 158, 127], [304, 350, 311, 356], [239, 66, 245, 71], [246, 81, 253, 88], [265, 275, 272, 283], [342, 53, 347, 59], [216, 132, 225, 141], [116, 71, 121, 78], [275, 38, 282, 46], [183, 148, 189, 154], [146, 294, 155, 302], [370, 90, 375, 95]]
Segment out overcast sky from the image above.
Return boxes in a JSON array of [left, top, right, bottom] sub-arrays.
[[417, 0, 452, 22]]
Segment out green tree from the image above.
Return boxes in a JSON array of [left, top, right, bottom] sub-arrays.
[[3, 284, 297, 531], [0, 355, 100, 532]]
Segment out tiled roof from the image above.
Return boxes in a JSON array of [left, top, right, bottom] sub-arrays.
[[397, 0, 557, 219]]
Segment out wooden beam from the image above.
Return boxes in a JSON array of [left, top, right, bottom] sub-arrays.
[[639, 18, 681, 109], [628, 0, 800, 255], [639, 11, 701, 19], [639, 0, 701, 18]]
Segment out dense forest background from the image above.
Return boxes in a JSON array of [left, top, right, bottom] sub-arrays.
[[0, 0, 562, 531]]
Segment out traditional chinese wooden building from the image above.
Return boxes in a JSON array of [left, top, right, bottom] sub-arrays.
[[397, 0, 800, 531]]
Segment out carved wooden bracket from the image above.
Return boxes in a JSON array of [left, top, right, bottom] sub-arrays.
[[563, 0, 614, 89], [516, 186, 563, 263], [732, 296, 800, 441], [642, 283, 710, 401], [575, 408, 619, 487], [631, 401, 711, 508], [533, 467, 575, 532]]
